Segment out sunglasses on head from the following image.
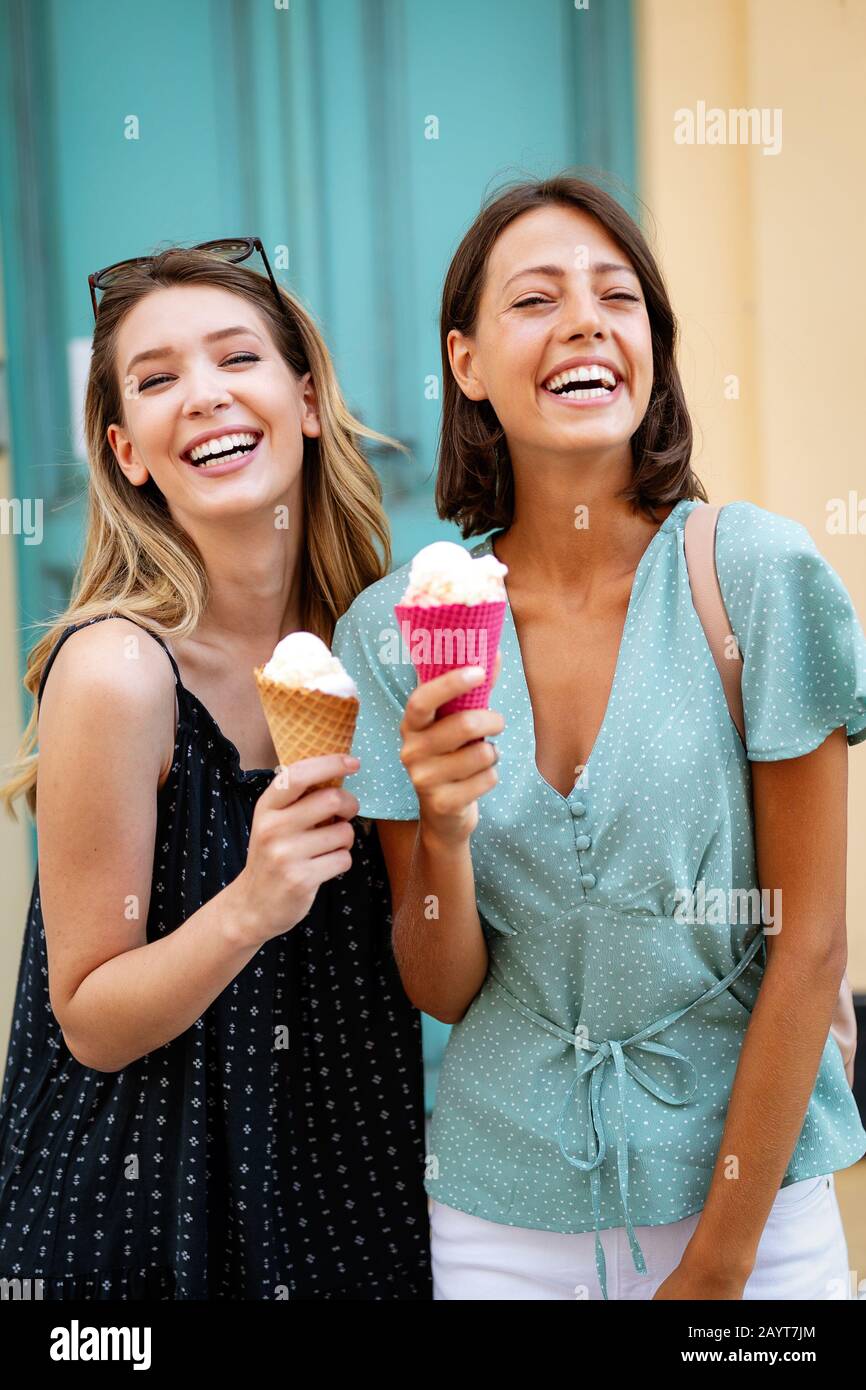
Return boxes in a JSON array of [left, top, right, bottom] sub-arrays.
[[88, 236, 285, 320]]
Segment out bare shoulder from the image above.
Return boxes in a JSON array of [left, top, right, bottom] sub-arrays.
[[39, 617, 177, 785]]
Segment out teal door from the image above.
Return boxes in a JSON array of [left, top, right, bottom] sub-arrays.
[[0, 0, 636, 1107]]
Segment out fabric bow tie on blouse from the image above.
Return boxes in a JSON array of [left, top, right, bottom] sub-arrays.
[[488, 927, 766, 1301]]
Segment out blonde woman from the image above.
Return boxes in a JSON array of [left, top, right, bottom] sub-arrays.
[[333, 177, 866, 1300], [0, 241, 431, 1301]]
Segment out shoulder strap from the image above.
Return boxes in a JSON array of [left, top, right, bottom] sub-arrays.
[[37, 615, 182, 730], [683, 503, 857, 1087], [682, 503, 747, 748], [37, 615, 110, 707]]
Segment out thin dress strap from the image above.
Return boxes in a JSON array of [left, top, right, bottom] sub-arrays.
[[37, 616, 182, 742]]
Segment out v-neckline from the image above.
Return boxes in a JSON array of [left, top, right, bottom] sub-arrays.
[[483, 500, 688, 803]]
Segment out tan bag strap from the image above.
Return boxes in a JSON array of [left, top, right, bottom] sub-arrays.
[[683, 502, 747, 748], [683, 500, 857, 1089]]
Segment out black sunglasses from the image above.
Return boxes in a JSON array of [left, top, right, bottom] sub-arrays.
[[88, 236, 285, 320]]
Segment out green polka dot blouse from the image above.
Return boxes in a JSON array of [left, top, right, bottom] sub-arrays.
[[332, 498, 866, 1298]]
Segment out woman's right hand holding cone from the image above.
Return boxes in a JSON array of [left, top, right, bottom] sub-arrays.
[[230, 756, 360, 945], [399, 648, 504, 847]]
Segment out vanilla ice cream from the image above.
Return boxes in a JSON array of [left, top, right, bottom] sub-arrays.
[[262, 631, 358, 699], [400, 541, 508, 606]]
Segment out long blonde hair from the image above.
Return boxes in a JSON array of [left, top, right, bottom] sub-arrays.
[[2, 247, 402, 820]]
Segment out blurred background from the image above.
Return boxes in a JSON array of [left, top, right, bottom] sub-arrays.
[[1, 0, 865, 1290]]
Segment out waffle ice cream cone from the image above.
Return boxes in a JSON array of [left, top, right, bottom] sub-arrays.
[[394, 601, 506, 717], [254, 671, 359, 788], [395, 541, 508, 718], [254, 632, 360, 789]]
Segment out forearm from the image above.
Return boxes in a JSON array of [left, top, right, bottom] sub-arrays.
[[682, 938, 847, 1282], [61, 876, 261, 1072], [392, 824, 489, 1023]]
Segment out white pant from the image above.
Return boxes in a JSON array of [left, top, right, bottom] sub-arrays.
[[431, 1174, 853, 1300]]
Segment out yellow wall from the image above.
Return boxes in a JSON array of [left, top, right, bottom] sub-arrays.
[[636, 0, 866, 988]]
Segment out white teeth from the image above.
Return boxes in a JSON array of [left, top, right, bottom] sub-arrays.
[[557, 386, 610, 400], [188, 431, 259, 463], [195, 450, 248, 468], [544, 363, 618, 392]]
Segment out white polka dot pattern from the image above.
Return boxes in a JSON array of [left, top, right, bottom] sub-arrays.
[[332, 498, 866, 1256]]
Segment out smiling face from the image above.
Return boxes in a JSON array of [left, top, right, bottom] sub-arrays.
[[107, 284, 319, 528], [448, 203, 654, 468]]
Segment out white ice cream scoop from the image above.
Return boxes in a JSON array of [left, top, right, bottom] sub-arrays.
[[401, 541, 508, 606], [262, 631, 358, 699]]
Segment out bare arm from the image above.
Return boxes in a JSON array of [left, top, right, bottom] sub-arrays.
[[671, 725, 849, 1294], [377, 820, 487, 1024], [378, 655, 504, 1024], [39, 620, 360, 1073]]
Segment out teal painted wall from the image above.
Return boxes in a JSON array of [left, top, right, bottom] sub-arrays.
[[0, 0, 636, 1107]]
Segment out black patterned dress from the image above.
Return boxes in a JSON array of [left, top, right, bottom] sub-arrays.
[[0, 615, 432, 1300]]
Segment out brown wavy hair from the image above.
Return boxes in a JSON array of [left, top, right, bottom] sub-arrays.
[[436, 171, 707, 537], [2, 246, 402, 819]]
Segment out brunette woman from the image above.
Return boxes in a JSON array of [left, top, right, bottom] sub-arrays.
[[333, 177, 866, 1301]]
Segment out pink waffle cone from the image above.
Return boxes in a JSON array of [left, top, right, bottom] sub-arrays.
[[394, 599, 506, 717]]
